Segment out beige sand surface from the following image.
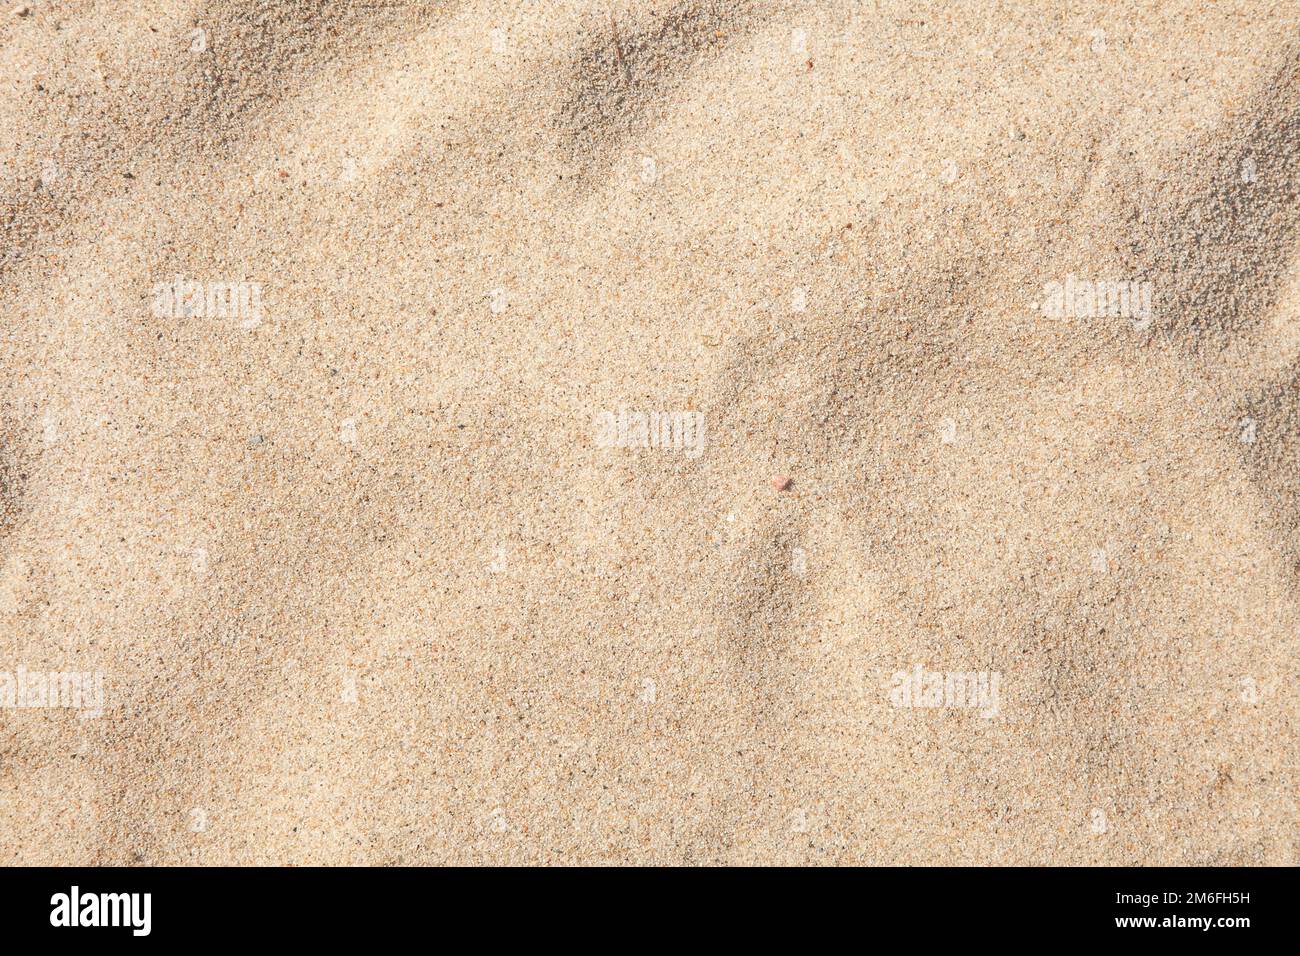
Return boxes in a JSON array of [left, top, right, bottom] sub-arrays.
[[1, 0, 1296, 864]]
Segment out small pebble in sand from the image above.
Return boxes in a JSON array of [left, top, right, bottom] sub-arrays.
[[14, 5, 31, 16], [771, 475, 791, 491], [248, 435, 264, 446]]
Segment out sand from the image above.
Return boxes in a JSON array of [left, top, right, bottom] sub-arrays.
[[0, 0, 1296, 865]]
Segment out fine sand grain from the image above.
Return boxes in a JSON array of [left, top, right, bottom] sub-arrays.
[[1, 0, 1297, 864]]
